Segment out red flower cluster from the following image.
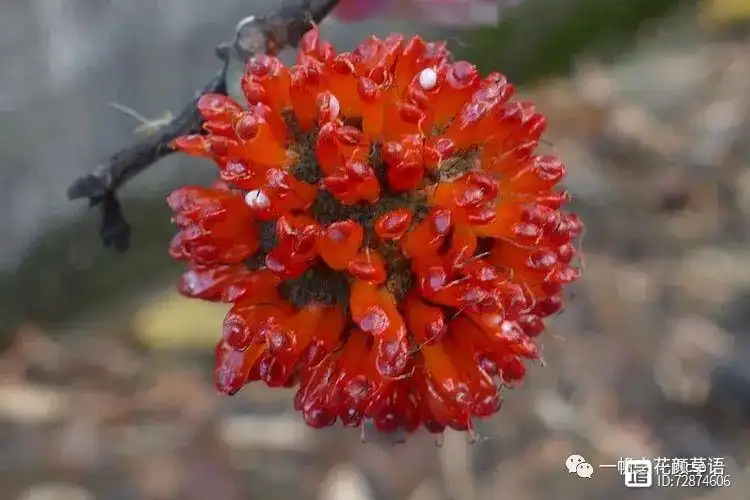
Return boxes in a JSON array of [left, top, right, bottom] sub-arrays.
[[168, 28, 582, 434]]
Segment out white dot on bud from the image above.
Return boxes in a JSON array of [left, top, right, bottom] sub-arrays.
[[329, 94, 340, 110], [418, 68, 438, 90], [245, 189, 270, 211], [316, 93, 341, 122], [326, 95, 341, 119]]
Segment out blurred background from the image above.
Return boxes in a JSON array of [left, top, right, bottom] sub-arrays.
[[1, 0, 750, 498]]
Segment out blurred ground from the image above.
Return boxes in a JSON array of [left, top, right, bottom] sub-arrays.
[[2, 3, 750, 500]]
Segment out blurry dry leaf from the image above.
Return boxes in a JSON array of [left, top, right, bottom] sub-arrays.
[[132, 454, 184, 500], [219, 415, 314, 451], [440, 431, 476, 500], [406, 480, 441, 500], [654, 316, 733, 406], [17, 483, 94, 500], [702, 0, 750, 25], [676, 247, 750, 311], [0, 382, 69, 424], [320, 465, 374, 500], [133, 290, 227, 350]]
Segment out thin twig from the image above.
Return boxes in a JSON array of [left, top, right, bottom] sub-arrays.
[[66, 0, 341, 251]]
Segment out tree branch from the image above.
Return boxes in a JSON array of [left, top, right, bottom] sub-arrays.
[[66, 0, 341, 251]]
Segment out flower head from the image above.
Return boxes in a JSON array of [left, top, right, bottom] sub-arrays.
[[169, 28, 583, 434]]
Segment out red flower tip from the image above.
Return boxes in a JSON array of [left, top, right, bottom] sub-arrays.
[[168, 27, 583, 436]]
